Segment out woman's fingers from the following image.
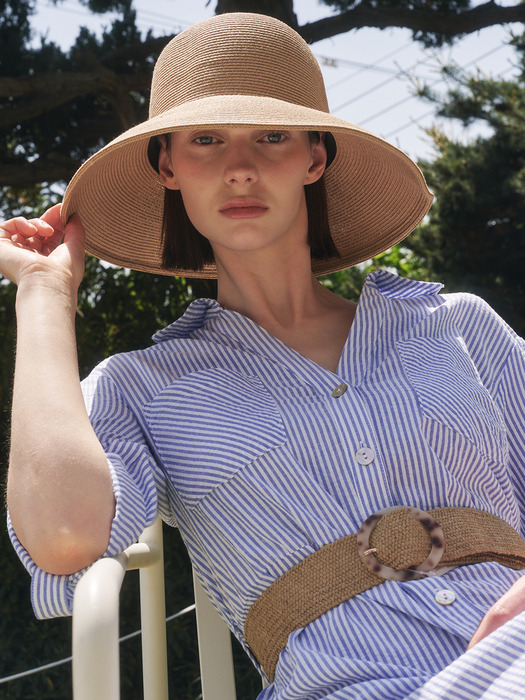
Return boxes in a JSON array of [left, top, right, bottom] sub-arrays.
[[17, 235, 44, 253], [1, 204, 63, 243], [0, 204, 85, 287], [28, 204, 63, 247], [64, 213, 85, 245], [1, 215, 55, 252], [1, 217, 35, 239], [41, 204, 86, 258], [40, 203, 64, 233], [27, 219, 56, 239], [467, 575, 525, 650], [1, 205, 69, 255]]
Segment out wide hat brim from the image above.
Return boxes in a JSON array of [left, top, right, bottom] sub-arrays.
[[62, 95, 432, 278]]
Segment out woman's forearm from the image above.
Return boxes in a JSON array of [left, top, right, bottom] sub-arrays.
[[7, 276, 115, 575]]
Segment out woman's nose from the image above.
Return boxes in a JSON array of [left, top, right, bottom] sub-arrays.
[[223, 145, 258, 185]]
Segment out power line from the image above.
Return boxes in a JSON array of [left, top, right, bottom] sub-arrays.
[[382, 43, 518, 141], [0, 603, 196, 686], [383, 107, 437, 139], [328, 48, 453, 115], [322, 40, 413, 92], [31, 0, 519, 154], [355, 41, 510, 127], [331, 63, 419, 113], [34, 0, 192, 40], [317, 55, 400, 76]]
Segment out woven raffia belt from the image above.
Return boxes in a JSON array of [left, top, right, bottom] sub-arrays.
[[245, 506, 525, 682]]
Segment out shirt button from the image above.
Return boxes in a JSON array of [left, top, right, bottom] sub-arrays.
[[355, 447, 375, 465], [435, 589, 456, 606], [331, 383, 348, 398]]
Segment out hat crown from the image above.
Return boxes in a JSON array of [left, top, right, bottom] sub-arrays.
[[149, 13, 329, 119]]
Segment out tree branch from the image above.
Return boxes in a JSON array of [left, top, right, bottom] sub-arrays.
[[300, 2, 525, 44], [0, 73, 149, 129], [0, 155, 77, 188]]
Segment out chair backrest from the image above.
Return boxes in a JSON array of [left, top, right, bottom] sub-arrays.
[[72, 518, 237, 700]]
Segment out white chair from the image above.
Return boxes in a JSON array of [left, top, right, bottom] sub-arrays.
[[72, 518, 237, 700]]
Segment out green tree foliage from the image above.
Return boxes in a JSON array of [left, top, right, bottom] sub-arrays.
[[412, 33, 525, 334], [320, 242, 435, 301], [216, 0, 525, 46], [0, 0, 162, 199]]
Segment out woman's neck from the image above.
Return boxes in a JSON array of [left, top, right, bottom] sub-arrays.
[[216, 248, 327, 327], [215, 251, 357, 373]]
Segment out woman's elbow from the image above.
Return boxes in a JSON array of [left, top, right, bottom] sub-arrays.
[[30, 527, 112, 575], [9, 496, 115, 575]]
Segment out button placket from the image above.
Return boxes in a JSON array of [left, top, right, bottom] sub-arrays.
[[324, 377, 393, 514]]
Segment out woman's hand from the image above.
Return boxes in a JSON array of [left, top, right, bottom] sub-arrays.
[[467, 574, 525, 649], [0, 203, 85, 291]]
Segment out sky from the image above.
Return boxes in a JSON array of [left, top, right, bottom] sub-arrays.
[[31, 0, 522, 160]]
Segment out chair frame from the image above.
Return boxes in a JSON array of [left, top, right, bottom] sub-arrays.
[[72, 518, 237, 699]]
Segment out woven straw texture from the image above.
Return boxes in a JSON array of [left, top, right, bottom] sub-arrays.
[[61, 13, 433, 277]]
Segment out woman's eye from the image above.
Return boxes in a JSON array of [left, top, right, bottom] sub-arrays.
[[194, 135, 216, 145], [265, 132, 285, 143]]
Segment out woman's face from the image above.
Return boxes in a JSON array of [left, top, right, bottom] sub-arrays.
[[158, 128, 326, 267]]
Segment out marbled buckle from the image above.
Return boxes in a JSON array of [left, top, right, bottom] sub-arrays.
[[356, 506, 445, 581]]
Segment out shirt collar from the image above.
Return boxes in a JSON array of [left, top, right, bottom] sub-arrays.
[[152, 271, 445, 344], [152, 298, 224, 343], [365, 269, 443, 299]]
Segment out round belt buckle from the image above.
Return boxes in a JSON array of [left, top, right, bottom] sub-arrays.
[[356, 506, 444, 581]]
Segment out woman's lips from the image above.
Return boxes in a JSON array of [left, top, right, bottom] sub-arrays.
[[219, 199, 268, 219]]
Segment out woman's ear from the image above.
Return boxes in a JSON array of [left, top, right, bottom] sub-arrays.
[[304, 136, 328, 186], [158, 136, 180, 190]]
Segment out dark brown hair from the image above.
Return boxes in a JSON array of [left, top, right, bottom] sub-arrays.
[[160, 132, 340, 272]]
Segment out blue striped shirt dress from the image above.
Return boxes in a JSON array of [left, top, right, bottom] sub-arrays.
[[10, 270, 525, 698]]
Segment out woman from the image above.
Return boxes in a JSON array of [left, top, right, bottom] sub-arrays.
[[3, 12, 525, 699]]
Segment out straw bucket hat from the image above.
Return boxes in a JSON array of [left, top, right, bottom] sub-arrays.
[[61, 12, 433, 278]]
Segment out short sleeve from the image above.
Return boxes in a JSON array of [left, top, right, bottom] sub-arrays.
[[8, 363, 161, 619]]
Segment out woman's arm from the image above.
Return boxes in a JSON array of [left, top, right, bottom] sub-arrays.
[[2, 204, 115, 575]]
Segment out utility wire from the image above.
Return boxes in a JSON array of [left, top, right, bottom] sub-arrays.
[[384, 59, 520, 139], [0, 603, 196, 686], [322, 41, 413, 91], [332, 68, 412, 113], [356, 41, 510, 126], [329, 49, 453, 113], [34, 0, 191, 38], [317, 56, 400, 76]]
